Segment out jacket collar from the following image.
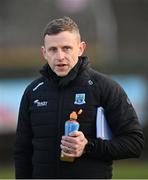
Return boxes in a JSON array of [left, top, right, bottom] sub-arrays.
[[40, 56, 89, 88]]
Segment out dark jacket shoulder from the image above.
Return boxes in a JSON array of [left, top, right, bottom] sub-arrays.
[[23, 76, 47, 96]]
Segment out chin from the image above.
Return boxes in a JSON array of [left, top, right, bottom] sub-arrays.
[[55, 70, 69, 77], [56, 72, 68, 77]]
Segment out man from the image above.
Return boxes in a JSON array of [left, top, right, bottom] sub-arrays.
[[14, 16, 144, 179]]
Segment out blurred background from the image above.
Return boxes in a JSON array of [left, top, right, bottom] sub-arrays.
[[0, 0, 148, 178]]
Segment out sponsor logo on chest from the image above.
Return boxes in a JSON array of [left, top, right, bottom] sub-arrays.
[[33, 99, 48, 107]]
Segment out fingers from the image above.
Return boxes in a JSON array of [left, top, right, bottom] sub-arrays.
[[61, 139, 82, 152], [60, 131, 88, 157], [60, 144, 84, 157], [61, 139, 78, 150], [63, 131, 85, 143]]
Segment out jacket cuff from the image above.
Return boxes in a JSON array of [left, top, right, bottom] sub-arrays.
[[84, 138, 95, 154], [83, 137, 104, 159]]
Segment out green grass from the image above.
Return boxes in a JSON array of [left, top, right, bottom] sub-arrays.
[[113, 160, 148, 179], [0, 160, 148, 179], [0, 165, 15, 179]]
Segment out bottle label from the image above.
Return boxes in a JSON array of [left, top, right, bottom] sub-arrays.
[[65, 121, 79, 136]]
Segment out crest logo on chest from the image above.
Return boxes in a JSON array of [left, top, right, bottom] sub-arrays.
[[74, 93, 86, 105]]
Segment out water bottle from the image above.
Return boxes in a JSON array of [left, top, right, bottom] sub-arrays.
[[60, 109, 82, 162]]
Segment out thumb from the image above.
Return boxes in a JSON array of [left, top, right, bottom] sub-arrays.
[[69, 131, 81, 137]]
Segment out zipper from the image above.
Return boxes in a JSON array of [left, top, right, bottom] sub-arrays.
[[56, 87, 64, 177]]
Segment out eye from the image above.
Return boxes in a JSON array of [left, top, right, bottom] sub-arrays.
[[63, 46, 72, 52], [48, 47, 57, 52]]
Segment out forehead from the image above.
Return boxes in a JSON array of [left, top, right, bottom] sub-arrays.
[[44, 31, 80, 46]]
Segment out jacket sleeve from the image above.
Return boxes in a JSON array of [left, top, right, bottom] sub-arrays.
[[14, 88, 33, 178], [85, 77, 144, 161]]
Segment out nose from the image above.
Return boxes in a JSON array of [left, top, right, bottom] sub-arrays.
[[56, 49, 64, 60]]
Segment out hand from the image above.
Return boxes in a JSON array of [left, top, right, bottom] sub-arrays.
[[60, 131, 88, 158]]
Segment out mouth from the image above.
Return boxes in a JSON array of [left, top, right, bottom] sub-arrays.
[[56, 64, 67, 68], [54, 63, 69, 76], [57, 64, 66, 67]]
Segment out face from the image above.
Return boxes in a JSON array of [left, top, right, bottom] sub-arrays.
[[42, 31, 86, 77]]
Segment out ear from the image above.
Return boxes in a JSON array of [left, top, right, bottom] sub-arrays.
[[78, 41, 86, 56], [41, 46, 47, 60]]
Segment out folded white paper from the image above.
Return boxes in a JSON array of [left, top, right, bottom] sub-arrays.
[[96, 107, 112, 140]]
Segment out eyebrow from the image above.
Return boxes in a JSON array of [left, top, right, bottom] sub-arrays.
[[47, 45, 73, 50]]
